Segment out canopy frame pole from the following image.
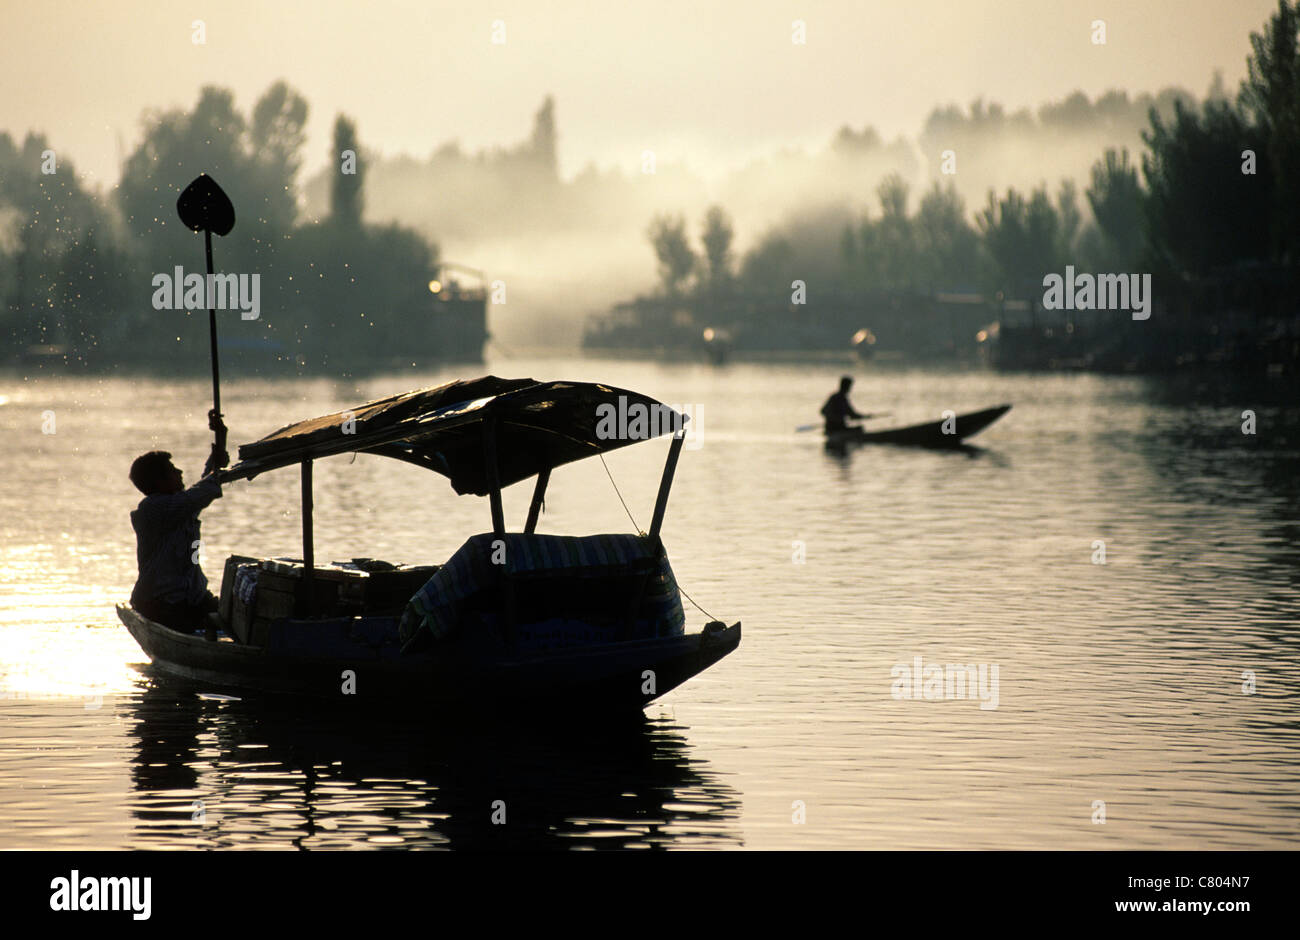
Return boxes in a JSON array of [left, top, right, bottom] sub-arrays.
[[301, 458, 315, 616], [648, 428, 686, 542], [482, 415, 517, 646], [524, 467, 550, 534], [483, 416, 505, 537]]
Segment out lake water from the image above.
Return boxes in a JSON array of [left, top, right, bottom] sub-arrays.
[[2, 356, 1298, 849]]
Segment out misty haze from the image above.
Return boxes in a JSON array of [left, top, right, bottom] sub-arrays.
[[1, 0, 1297, 888]]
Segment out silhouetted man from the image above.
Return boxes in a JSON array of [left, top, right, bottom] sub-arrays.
[[821, 376, 865, 434], [129, 410, 228, 631]]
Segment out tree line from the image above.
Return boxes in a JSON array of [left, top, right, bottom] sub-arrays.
[[0, 82, 437, 370], [640, 2, 1300, 316]]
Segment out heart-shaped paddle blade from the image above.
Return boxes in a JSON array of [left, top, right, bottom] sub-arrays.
[[177, 174, 235, 236]]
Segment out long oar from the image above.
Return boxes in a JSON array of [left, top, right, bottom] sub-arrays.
[[176, 173, 236, 443], [796, 412, 891, 432]]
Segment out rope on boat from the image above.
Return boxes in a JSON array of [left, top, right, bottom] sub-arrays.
[[599, 453, 641, 532], [598, 454, 718, 623], [678, 584, 717, 623]]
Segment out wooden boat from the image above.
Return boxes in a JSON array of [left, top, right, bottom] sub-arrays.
[[118, 376, 740, 709], [118, 604, 738, 709], [826, 404, 1011, 449]]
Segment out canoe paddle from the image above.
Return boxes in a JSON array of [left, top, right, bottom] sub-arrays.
[[795, 412, 891, 432], [176, 173, 235, 447]]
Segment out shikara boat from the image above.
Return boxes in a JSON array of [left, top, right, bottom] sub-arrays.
[[826, 404, 1012, 449], [118, 376, 740, 710]]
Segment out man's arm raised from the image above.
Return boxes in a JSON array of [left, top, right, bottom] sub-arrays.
[[202, 408, 229, 479]]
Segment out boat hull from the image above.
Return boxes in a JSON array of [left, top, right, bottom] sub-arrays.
[[827, 404, 1011, 449], [117, 604, 739, 711]]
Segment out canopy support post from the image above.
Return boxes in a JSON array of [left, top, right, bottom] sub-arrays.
[[301, 458, 314, 615], [648, 429, 686, 542], [482, 414, 516, 646], [483, 417, 505, 537], [524, 468, 550, 534]]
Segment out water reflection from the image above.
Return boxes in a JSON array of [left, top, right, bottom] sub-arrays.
[[6, 363, 1298, 849], [1138, 370, 1299, 412], [125, 676, 743, 849], [823, 438, 996, 461]]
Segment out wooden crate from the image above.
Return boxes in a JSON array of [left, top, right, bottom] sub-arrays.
[[365, 566, 438, 612], [249, 616, 274, 648], [259, 559, 348, 615], [231, 591, 254, 645], [255, 584, 298, 620], [219, 554, 258, 624]]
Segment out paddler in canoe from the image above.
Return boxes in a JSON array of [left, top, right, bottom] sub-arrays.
[[821, 376, 867, 434], [819, 376, 1012, 449]]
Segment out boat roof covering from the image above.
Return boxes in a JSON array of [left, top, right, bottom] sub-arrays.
[[221, 376, 686, 496]]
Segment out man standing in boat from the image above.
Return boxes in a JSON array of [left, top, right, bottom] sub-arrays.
[[821, 376, 866, 434], [128, 410, 229, 631]]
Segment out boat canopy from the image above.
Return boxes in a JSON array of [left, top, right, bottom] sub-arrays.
[[222, 376, 687, 496]]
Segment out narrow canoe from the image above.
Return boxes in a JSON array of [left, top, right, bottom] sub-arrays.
[[827, 404, 1011, 449]]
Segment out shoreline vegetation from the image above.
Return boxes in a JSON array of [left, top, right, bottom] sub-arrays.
[[584, 4, 1300, 374], [1, 92, 450, 374], [5, 5, 1300, 376]]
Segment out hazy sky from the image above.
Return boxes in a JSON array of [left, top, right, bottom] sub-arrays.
[[5, 0, 1280, 188]]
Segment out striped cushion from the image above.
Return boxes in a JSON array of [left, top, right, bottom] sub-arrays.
[[399, 533, 684, 647]]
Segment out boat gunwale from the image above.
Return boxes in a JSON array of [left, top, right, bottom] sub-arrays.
[[116, 604, 740, 704], [117, 603, 740, 670]]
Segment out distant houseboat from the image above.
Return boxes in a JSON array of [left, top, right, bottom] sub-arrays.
[[427, 262, 490, 362]]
